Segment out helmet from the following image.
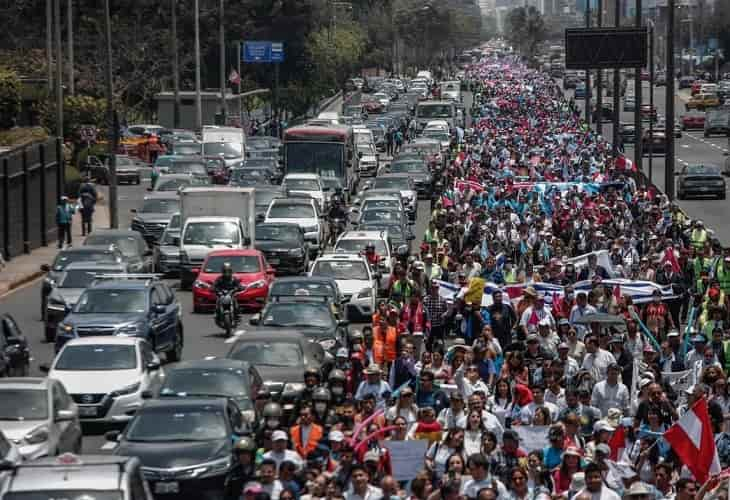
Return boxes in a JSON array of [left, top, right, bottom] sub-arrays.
[[304, 367, 321, 381], [222, 262, 233, 279], [234, 436, 257, 453], [397, 246, 409, 258], [313, 387, 331, 402], [366, 242, 375, 252], [328, 369, 347, 384], [262, 402, 283, 418]]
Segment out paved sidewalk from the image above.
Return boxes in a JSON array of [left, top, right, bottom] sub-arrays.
[[0, 201, 110, 297]]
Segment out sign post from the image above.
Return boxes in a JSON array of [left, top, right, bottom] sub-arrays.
[[242, 41, 285, 135]]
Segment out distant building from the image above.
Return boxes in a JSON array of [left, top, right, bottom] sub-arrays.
[[154, 91, 241, 130]]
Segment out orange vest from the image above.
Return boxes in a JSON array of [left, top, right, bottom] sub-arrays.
[[373, 325, 398, 364], [290, 423, 324, 458]]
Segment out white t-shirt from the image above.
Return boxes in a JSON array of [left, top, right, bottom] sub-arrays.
[[571, 487, 621, 500]]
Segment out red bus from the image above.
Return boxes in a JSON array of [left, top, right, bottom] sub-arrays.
[[282, 124, 357, 195]]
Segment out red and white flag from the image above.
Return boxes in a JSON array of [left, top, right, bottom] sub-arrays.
[[664, 398, 721, 484], [615, 155, 635, 171], [608, 424, 626, 461], [228, 68, 241, 85]]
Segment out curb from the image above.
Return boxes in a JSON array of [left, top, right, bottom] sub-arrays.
[[0, 270, 44, 299]]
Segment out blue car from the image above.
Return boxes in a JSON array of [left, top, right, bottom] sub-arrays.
[[55, 278, 183, 362], [574, 83, 589, 99]]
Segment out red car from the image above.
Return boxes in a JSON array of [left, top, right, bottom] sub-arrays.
[[681, 113, 706, 130], [192, 249, 274, 313], [691, 80, 706, 96]]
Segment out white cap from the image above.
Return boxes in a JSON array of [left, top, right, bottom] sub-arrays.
[[272, 430, 288, 441], [329, 430, 345, 442]]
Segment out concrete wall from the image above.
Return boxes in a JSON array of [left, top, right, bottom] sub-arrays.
[[0, 139, 62, 260]]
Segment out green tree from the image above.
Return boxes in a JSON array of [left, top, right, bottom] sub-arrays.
[[306, 24, 366, 97], [505, 6, 546, 59], [0, 68, 21, 129]]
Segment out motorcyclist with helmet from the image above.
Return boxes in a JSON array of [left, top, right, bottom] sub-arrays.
[[328, 366, 351, 405], [213, 262, 243, 322], [223, 437, 257, 500], [256, 401, 285, 444], [327, 189, 347, 245], [311, 387, 338, 430], [290, 367, 322, 424], [362, 242, 381, 267]]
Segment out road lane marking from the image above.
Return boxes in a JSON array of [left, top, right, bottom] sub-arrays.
[[100, 442, 116, 450], [224, 329, 246, 344]]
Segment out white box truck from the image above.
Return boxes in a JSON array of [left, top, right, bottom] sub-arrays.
[[201, 126, 246, 168], [178, 186, 256, 288]]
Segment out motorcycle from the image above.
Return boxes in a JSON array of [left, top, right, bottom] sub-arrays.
[[215, 289, 240, 337], [328, 218, 346, 247]]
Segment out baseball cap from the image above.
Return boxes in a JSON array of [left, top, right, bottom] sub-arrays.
[[272, 430, 288, 441], [336, 347, 349, 358], [329, 430, 345, 443], [594, 420, 615, 433], [244, 482, 264, 494], [364, 450, 380, 463]]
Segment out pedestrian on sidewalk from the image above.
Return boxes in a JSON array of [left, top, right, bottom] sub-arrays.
[[78, 176, 98, 236], [56, 196, 75, 249]]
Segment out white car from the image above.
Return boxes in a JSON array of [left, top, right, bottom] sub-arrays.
[[423, 120, 450, 133], [265, 197, 325, 259], [45, 337, 163, 423], [309, 254, 377, 321], [372, 92, 391, 108], [334, 230, 392, 294], [282, 173, 326, 211]]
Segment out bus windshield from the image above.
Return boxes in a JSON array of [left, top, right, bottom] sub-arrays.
[[416, 104, 454, 119], [285, 142, 344, 179]]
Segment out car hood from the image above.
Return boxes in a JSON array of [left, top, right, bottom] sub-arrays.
[[252, 324, 334, 341], [136, 213, 174, 224], [682, 173, 723, 179], [287, 190, 323, 200], [66, 313, 147, 326], [159, 245, 180, 255], [264, 217, 318, 227], [254, 364, 306, 385], [334, 279, 371, 295], [49, 288, 85, 306], [255, 240, 299, 252], [116, 439, 229, 469], [0, 420, 47, 441], [50, 369, 140, 394]]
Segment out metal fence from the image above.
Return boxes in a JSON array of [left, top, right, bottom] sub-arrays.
[[0, 139, 63, 260]]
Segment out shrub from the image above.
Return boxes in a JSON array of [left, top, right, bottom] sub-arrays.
[[0, 69, 21, 129], [64, 165, 83, 198]]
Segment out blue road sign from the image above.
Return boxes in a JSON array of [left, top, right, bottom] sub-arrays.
[[242, 41, 285, 63]]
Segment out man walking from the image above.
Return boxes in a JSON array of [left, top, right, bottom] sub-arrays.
[[78, 176, 98, 236], [56, 196, 75, 249]]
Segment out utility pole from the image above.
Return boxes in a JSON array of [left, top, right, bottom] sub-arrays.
[[219, 0, 226, 124], [633, 0, 643, 174], [67, 0, 74, 95], [596, 0, 603, 134], [665, 0, 675, 199], [584, 0, 591, 125], [104, 0, 118, 228], [54, 0, 63, 139], [46, 0, 53, 94], [194, 0, 202, 131], [612, 0, 620, 157], [648, 21, 654, 183], [171, 0, 180, 128]]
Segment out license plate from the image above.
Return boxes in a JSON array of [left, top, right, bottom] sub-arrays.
[[268, 258, 280, 265], [154, 482, 179, 494], [78, 407, 97, 417]]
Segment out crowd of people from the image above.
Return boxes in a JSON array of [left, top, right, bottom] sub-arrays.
[[226, 52, 730, 500]]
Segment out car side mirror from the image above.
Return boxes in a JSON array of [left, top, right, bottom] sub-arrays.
[[358, 152, 363, 159], [40, 264, 50, 272], [141, 390, 153, 399], [130, 208, 137, 213], [55, 408, 76, 422], [0, 460, 14, 472], [146, 187, 153, 192], [191, 267, 200, 275], [39, 363, 51, 373], [249, 314, 260, 325], [152, 304, 166, 314], [172, 237, 180, 246], [105, 430, 121, 442], [244, 237, 251, 246], [147, 357, 161, 371], [256, 214, 265, 223], [338, 319, 350, 328], [266, 267, 275, 274]]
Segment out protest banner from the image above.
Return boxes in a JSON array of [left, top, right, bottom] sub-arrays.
[[383, 440, 428, 482], [514, 426, 550, 452]]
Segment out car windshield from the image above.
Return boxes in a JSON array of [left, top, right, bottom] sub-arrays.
[[373, 177, 409, 190], [75, 289, 147, 314], [0, 389, 48, 420], [270, 281, 334, 298], [59, 269, 103, 288], [169, 162, 207, 176], [362, 223, 403, 237], [4, 492, 122, 500], [336, 238, 387, 254], [53, 251, 116, 271], [231, 341, 304, 367], [685, 165, 720, 175], [247, 149, 277, 159], [55, 344, 138, 371], [262, 303, 335, 328], [389, 162, 427, 174], [116, 157, 134, 168], [141, 198, 180, 213], [268, 203, 314, 219], [312, 260, 369, 280], [203, 142, 243, 159], [173, 143, 201, 155], [255, 190, 282, 210], [155, 178, 191, 191], [125, 406, 228, 442], [203, 255, 260, 273], [256, 225, 300, 242], [183, 222, 240, 245], [84, 235, 139, 258], [362, 200, 400, 211], [422, 131, 449, 142], [286, 179, 320, 191], [160, 369, 250, 400], [361, 209, 400, 224], [417, 104, 453, 118]]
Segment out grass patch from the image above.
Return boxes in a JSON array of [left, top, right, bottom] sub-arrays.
[[0, 126, 49, 148]]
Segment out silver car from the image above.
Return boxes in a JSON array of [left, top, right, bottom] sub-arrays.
[[0, 378, 82, 460]]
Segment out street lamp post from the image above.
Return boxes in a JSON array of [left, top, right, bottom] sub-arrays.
[[194, 0, 202, 131], [104, 0, 118, 228], [634, 0, 643, 175], [596, 0, 603, 135], [171, 0, 180, 128], [648, 20, 654, 183], [584, 0, 591, 125], [612, 0, 621, 157], [219, 0, 226, 124], [665, 0, 676, 199], [67, 0, 74, 96]]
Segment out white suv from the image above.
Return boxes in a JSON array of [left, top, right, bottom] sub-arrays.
[[45, 337, 162, 423], [265, 197, 325, 259], [334, 230, 392, 295], [309, 254, 377, 321], [282, 173, 326, 211]]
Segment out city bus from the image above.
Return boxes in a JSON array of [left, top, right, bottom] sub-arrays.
[[282, 124, 358, 196]]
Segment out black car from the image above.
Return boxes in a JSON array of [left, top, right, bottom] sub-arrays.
[[0, 314, 30, 377], [227, 331, 327, 411], [153, 359, 263, 418], [109, 398, 241, 499], [253, 186, 285, 220], [84, 229, 153, 273], [254, 223, 309, 275], [677, 164, 726, 200], [358, 221, 415, 253], [248, 300, 348, 350], [382, 159, 433, 198], [229, 166, 276, 187], [618, 123, 637, 144], [267, 276, 345, 318]]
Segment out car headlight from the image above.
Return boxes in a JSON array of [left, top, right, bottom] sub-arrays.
[[111, 382, 141, 397], [44, 277, 56, 287], [118, 323, 143, 336], [246, 280, 266, 290], [289, 248, 304, 257], [57, 323, 74, 335], [319, 338, 337, 351], [193, 280, 212, 290], [357, 288, 373, 299], [179, 456, 232, 479], [283, 382, 306, 394], [47, 300, 67, 311], [25, 426, 49, 444]]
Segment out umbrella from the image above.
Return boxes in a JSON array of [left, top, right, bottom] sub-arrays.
[[573, 313, 627, 326]]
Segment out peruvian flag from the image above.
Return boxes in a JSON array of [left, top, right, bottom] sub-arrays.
[[661, 246, 681, 274], [664, 398, 721, 484], [615, 155, 635, 172], [608, 424, 626, 461], [228, 68, 241, 85]]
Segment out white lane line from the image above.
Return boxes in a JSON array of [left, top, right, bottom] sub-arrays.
[[681, 144, 690, 148], [224, 329, 247, 344], [100, 442, 116, 450]]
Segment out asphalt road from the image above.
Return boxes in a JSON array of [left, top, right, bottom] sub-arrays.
[[569, 78, 730, 244]]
